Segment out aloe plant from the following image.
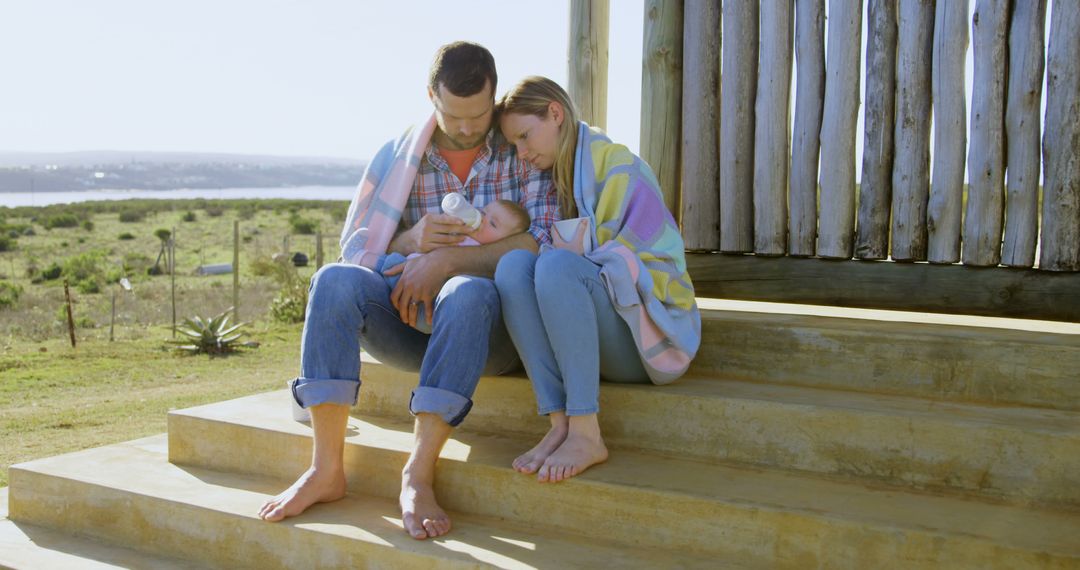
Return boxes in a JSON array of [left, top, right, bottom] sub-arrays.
[[169, 308, 246, 354]]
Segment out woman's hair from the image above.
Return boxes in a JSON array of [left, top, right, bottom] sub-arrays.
[[497, 76, 579, 219]]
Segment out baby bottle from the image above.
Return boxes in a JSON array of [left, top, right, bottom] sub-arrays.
[[441, 192, 483, 230]]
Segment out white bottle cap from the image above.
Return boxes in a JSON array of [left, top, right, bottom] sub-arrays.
[[441, 192, 482, 230]]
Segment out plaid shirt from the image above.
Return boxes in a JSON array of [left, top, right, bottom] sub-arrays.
[[402, 129, 557, 245]]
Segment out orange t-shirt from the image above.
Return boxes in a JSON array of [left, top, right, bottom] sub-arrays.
[[439, 146, 483, 184]]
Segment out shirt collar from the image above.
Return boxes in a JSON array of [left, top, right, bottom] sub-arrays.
[[425, 128, 495, 171]]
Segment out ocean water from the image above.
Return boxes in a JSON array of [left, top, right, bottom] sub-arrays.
[[0, 185, 357, 207]]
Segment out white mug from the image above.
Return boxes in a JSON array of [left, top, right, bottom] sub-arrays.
[[552, 217, 593, 254]]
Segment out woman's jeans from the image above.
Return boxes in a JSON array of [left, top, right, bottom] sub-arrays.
[[494, 249, 648, 416], [290, 263, 519, 427]]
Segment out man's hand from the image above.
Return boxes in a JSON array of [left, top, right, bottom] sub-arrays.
[[386, 248, 453, 328], [389, 213, 468, 255]]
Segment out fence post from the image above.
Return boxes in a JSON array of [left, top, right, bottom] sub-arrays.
[[233, 219, 240, 321], [680, 0, 721, 251], [719, 0, 757, 253], [753, 0, 793, 256], [63, 279, 76, 348], [316, 231, 325, 269], [640, 0, 683, 217], [856, 0, 897, 260], [170, 229, 176, 338], [568, 0, 610, 130], [789, 0, 825, 257]]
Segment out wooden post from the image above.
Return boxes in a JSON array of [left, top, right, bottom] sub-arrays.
[[568, 0, 610, 130], [720, 0, 757, 253], [109, 289, 116, 342], [856, 0, 897, 260], [963, 0, 1009, 267], [1002, 0, 1047, 268], [640, 0, 683, 217], [63, 279, 76, 348], [789, 0, 825, 257], [890, 0, 934, 262], [233, 219, 240, 321], [1040, 1, 1080, 271], [680, 0, 721, 251], [753, 0, 793, 255], [170, 233, 176, 338], [316, 231, 325, 269], [927, 0, 969, 264], [817, 0, 862, 259]]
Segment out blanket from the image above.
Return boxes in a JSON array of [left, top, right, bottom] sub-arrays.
[[573, 122, 701, 383], [340, 115, 438, 268]]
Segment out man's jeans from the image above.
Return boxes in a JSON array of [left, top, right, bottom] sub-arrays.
[[494, 249, 647, 416], [290, 263, 519, 427]]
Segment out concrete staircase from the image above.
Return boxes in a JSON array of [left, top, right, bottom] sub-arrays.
[[5, 299, 1080, 569]]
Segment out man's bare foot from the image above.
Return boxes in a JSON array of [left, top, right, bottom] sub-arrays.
[[513, 414, 568, 474], [537, 415, 608, 483], [258, 466, 346, 522], [400, 478, 451, 540]]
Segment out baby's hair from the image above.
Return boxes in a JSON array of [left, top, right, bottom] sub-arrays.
[[495, 199, 531, 233]]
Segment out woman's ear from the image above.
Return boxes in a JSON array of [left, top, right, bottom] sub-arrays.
[[549, 101, 564, 127]]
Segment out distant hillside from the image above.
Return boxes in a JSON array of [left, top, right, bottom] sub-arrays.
[[0, 151, 367, 192]]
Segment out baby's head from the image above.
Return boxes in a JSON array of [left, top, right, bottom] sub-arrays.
[[470, 200, 530, 244]]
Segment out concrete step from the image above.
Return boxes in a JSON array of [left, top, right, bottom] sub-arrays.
[[8, 436, 719, 570], [354, 355, 1080, 508], [0, 488, 205, 570], [694, 299, 1080, 410], [167, 392, 1080, 569]]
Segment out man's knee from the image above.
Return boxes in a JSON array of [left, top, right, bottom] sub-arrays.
[[309, 263, 375, 306], [436, 276, 499, 322]]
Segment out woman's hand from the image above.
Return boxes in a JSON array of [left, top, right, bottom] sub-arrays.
[[551, 218, 588, 255]]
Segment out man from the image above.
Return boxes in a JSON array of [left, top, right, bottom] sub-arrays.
[[257, 41, 557, 540]]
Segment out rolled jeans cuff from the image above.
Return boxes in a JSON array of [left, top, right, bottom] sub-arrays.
[[291, 377, 360, 409], [410, 386, 473, 427]]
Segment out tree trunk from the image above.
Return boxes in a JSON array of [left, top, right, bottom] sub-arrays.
[[855, 0, 897, 260], [720, 0, 757, 252], [789, 0, 825, 257], [568, 0, 611, 130], [1002, 0, 1047, 268], [890, 0, 934, 262], [1040, 0, 1080, 271], [680, 0, 721, 251], [753, 0, 793, 255], [817, 0, 861, 259], [927, 0, 969, 263], [641, 0, 684, 217]]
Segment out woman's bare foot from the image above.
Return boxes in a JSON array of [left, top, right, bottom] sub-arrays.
[[400, 476, 451, 539], [258, 466, 346, 522], [512, 412, 569, 474], [537, 414, 608, 483]]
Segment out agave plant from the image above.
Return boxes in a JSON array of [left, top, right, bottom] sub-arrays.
[[169, 308, 246, 355]]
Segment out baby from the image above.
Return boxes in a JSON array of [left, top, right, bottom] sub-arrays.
[[377, 196, 531, 333]]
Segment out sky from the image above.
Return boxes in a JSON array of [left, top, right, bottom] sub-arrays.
[[0, 1, 1052, 183]]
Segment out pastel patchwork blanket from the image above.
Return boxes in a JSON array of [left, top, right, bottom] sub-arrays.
[[574, 122, 701, 383], [340, 115, 438, 268]]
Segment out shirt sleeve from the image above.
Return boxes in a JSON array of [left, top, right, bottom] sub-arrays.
[[519, 162, 558, 245]]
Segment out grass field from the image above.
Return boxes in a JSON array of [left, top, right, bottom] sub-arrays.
[[0, 198, 349, 486]]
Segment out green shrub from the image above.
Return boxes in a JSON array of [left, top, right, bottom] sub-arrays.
[[181, 211, 197, 222], [81, 219, 95, 231], [76, 278, 100, 294], [41, 263, 62, 281], [289, 215, 318, 235], [252, 257, 309, 323], [168, 308, 247, 355], [154, 228, 172, 243], [204, 206, 224, 217], [0, 281, 22, 309], [118, 232, 135, 240], [0, 235, 14, 252], [45, 213, 80, 229], [119, 210, 145, 223], [122, 252, 152, 275], [62, 250, 107, 282]]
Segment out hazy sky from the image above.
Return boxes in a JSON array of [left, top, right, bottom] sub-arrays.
[[0, 0, 645, 160]]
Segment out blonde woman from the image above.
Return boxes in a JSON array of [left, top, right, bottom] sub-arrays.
[[493, 76, 701, 482]]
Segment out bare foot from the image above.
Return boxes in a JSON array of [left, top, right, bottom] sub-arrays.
[[513, 417, 568, 474], [537, 431, 608, 483], [400, 478, 451, 540], [258, 466, 346, 522]]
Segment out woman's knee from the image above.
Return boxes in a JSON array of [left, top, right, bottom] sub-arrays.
[[534, 249, 593, 294], [494, 249, 538, 294]]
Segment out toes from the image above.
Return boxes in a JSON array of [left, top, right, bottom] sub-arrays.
[[536, 464, 550, 483], [403, 514, 426, 539], [263, 505, 286, 522], [422, 519, 439, 538], [432, 517, 451, 537]]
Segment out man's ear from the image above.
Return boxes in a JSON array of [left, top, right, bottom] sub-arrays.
[[428, 86, 436, 104], [549, 101, 564, 126]]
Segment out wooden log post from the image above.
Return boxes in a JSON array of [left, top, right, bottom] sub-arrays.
[[855, 0, 897, 260], [890, 0, 934, 262], [720, 0, 757, 253], [1002, 0, 1047, 268], [1040, 1, 1080, 271], [817, 0, 861, 259], [568, 0, 610, 129], [640, 0, 683, 217], [680, 0, 721, 251], [927, 0, 969, 263], [789, 0, 824, 257], [754, 0, 794, 255], [232, 219, 240, 321], [963, 0, 1009, 267]]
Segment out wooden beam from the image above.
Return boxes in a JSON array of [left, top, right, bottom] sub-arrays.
[[641, 0, 683, 217], [855, 0, 896, 260], [680, 0, 721, 251], [927, 0, 968, 264], [753, 0, 793, 256], [789, 0, 825, 257], [720, 0, 757, 253], [685, 253, 1080, 322], [568, 0, 610, 130]]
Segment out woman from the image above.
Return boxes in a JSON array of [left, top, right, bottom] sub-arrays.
[[493, 76, 701, 483]]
